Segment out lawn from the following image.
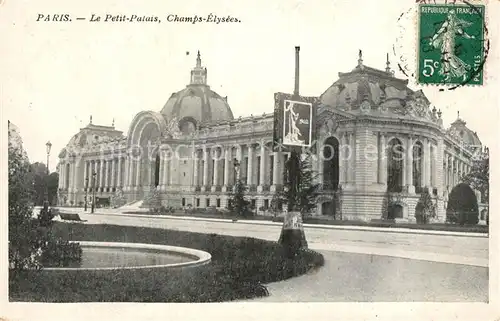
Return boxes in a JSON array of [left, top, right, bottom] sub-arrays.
[[9, 222, 324, 302]]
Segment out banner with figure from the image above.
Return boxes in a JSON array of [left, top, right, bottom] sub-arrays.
[[273, 92, 318, 153]]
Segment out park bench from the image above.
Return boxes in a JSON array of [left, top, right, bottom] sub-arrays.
[[59, 212, 87, 222]]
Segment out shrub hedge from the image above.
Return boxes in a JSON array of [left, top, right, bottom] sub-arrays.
[[9, 223, 324, 302]]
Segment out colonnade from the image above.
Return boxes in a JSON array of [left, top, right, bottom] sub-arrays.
[[58, 157, 125, 193], [379, 133, 440, 194], [444, 153, 471, 191], [192, 142, 285, 192], [57, 134, 473, 207]]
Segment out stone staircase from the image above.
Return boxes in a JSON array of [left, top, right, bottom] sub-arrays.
[[118, 200, 144, 212]]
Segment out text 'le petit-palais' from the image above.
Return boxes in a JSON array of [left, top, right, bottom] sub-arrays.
[[36, 13, 242, 24]]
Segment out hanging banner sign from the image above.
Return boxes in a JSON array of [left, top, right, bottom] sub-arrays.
[[273, 92, 319, 153]]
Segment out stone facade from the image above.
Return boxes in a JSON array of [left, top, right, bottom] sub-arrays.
[[56, 51, 489, 223]]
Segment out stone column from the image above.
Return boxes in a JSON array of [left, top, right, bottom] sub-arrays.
[[74, 159, 82, 193], [339, 134, 346, 185], [123, 158, 129, 191], [423, 138, 432, 189], [163, 152, 170, 188], [347, 133, 355, 184], [104, 159, 110, 190], [431, 144, 437, 188], [202, 147, 209, 190], [135, 159, 141, 190], [88, 160, 93, 188], [451, 157, 456, 187], [66, 163, 71, 190], [318, 142, 324, 185], [223, 148, 230, 189], [211, 150, 218, 191], [67, 163, 72, 190], [444, 154, 448, 189], [57, 163, 62, 189], [169, 158, 175, 186], [65, 162, 71, 192], [448, 156, 453, 188], [98, 160, 104, 190], [63, 163, 67, 189], [145, 159, 152, 187], [452, 157, 458, 188], [406, 136, 414, 193], [129, 158, 135, 190], [158, 155, 165, 190], [247, 144, 254, 186], [377, 133, 384, 184], [111, 158, 116, 189], [68, 161, 74, 193], [117, 157, 122, 188], [258, 143, 266, 191], [215, 149, 221, 186], [61, 162, 66, 189], [193, 150, 199, 187], [94, 160, 98, 190], [271, 150, 282, 191], [236, 145, 242, 181], [83, 160, 88, 189]]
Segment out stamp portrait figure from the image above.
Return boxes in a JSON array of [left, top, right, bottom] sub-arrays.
[[429, 9, 475, 82]]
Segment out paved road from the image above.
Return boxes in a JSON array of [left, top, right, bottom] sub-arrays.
[[77, 212, 488, 266], [70, 212, 488, 302]]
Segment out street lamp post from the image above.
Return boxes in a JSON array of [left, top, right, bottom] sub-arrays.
[[44, 141, 52, 210], [91, 171, 97, 213], [84, 177, 89, 211]]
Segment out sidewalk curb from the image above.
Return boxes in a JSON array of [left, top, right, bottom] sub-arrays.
[[80, 211, 489, 238]]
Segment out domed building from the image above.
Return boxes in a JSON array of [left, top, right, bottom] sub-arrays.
[[56, 50, 488, 223]]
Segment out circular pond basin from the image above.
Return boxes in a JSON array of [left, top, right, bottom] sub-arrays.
[[45, 241, 211, 270]]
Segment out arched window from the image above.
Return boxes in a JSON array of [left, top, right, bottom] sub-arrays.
[[413, 141, 423, 193], [65, 163, 71, 189], [323, 137, 340, 191], [387, 203, 404, 219], [387, 138, 404, 192], [322, 201, 336, 218], [154, 154, 160, 187]]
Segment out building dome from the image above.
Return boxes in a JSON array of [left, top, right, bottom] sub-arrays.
[[447, 114, 482, 147], [58, 118, 124, 158], [319, 51, 439, 124], [160, 51, 234, 127]]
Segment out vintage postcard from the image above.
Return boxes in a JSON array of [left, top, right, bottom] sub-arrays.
[[1, 0, 499, 320]]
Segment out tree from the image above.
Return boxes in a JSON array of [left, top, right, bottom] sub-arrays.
[[46, 172, 59, 206], [462, 153, 489, 204], [415, 188, 436, 224], [270, 192, 284, 219], [228, 177, 251, 219], [278, 150, 319, 254], [8, 121, 81, 272], [29, 162, 59, 206], [281, 151, 319, 216], [446, 183, 479, 225], [8, 130, 43, 270], [111, 188, 127, 208], [144, 188, 162, 211]]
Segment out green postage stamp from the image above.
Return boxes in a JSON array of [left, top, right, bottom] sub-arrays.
[[418, 3, 486, 86]]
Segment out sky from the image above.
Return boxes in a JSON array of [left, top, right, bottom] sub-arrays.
[[2, 0, 499, 172]]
